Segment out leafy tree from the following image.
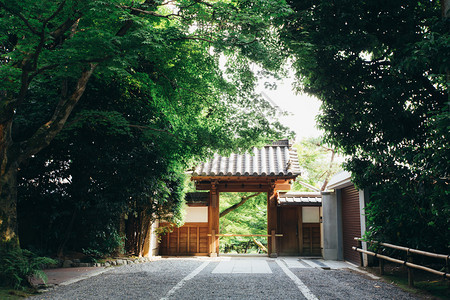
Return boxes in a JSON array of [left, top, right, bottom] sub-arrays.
[[219, 192, 267, 253], [0, 0, 292, 248], [16, 49, 291, 255], [16, 74, 188, 257], [282, 1, 449, 251], [292, 137, 342, 192]]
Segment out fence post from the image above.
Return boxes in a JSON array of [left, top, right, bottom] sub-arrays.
[[407, 249, 414, 287], [446, 256, 449, 274], [270, 230, 277, 258], [358, 239, 364, 267], [379, 258, 384, 275]]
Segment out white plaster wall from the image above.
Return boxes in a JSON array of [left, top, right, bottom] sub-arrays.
[[302, 207, 320, 223], [150, 220, 159, 256], [184, 207, 208, 223]]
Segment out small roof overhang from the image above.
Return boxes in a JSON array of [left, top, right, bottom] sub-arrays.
[[326, 171, 353, 190], [277, 192, 322, 206]]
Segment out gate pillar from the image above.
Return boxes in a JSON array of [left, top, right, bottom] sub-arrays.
[[267, 184, 278, 257], [208, 181, 220, 256]]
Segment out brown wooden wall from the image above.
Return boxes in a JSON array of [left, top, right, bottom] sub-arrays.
[[159, 223, 209, 255], [341, 185, 361, 265]]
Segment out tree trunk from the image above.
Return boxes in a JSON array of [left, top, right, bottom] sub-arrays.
[[321, 149, 335, 191], [0, 118, 19, 249], [219, 192, 261, 218]]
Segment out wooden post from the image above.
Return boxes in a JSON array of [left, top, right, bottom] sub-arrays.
[[210, 229, 217, 257], [209, 182, 220, 256], [379, 258, 384, 275], [407, 250, 414, 287], [267, 184, 278, 256], [358, 239, 364, 267], [270, 229, 277, 258]]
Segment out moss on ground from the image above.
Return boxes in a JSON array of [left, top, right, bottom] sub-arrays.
[[0, 287, 36, 299], [366, 263, 450, 300]]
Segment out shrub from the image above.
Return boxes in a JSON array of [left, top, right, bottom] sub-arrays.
[[82, 227, 125, 259], [0, 248, 57, 289]]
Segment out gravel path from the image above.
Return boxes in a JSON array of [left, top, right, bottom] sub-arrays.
[[29, 257, 420, 300]]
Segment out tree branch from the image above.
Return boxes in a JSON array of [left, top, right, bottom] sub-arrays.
[[43, 0, 67, 25], [17, 63, 98, 164], [193, 0, 214, 8], [179, 36, 215, 43], [118, 5, 179, 19], [50, 14, 82, 40], [220, 192, 261, 218], [321, 149, 335, 191], [0, 2, 40, 36], [28, 64, 60, 82]]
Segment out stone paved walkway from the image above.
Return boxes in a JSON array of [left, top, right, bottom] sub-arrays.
[[29, 257, 418, 300]]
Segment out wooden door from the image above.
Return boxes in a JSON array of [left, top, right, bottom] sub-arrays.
[[278, 207, 300, 255], [302, 223, 321, 256], [341, 185, 361, 265]]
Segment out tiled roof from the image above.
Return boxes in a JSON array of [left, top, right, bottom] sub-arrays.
[[277, 192, 322, 206], [192, 140, 300, 177]]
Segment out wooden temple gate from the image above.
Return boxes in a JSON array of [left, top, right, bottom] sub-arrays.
[[196, 178, 294, 256], [159, 140, 302, 257]]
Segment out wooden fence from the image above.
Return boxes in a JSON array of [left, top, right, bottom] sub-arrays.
[[353, 237, 450, 287]]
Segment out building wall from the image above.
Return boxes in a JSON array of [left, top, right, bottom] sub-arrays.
[[322, 191, 342, 260], [184, 207, 208, 223], [322, 185, 368, 265], [277, 206, 321, 256], [158, 205, 210, 256]]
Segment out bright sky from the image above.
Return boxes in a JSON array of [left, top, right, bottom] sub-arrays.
[[256, 75, 323, 141]]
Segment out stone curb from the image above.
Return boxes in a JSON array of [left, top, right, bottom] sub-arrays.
[[50, 256, 162, 269]]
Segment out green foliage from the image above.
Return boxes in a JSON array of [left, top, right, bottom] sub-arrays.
[[16, 74, 189, 254], [0, 248, 56, 289], [82, 227, 125, 259], [292, 138, 342, 191], [283, 0, 449, 252], [9, 0, 296, 257], [219, 192, 267, 253], [1, 0, 293, 255]]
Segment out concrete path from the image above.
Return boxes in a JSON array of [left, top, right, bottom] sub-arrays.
[[29, 257, 418, 299]]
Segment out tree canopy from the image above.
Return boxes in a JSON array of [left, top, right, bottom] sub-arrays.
[[0, 0, 293, 249], [292, 138, 342, 192], [283, 0, 449, 251]]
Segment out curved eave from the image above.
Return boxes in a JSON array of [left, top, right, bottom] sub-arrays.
[[191, 174, 300, 182]]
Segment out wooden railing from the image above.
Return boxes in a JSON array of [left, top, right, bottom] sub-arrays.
[[353, 237, 450, 287], [207, 230, 283, 257]]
